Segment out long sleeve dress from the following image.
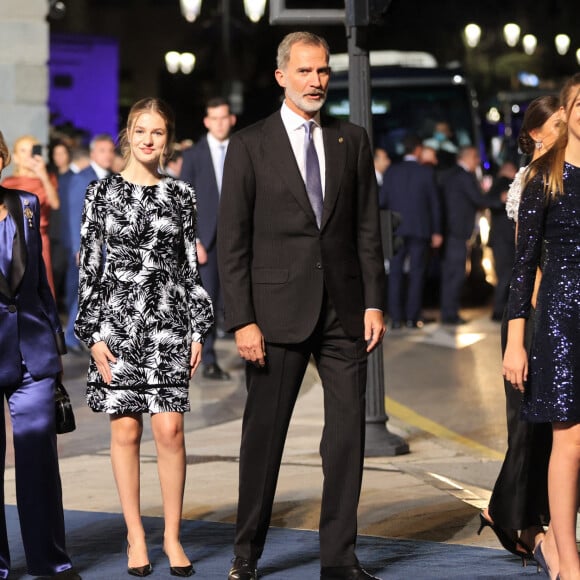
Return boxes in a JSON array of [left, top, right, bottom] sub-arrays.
[[507, 162, 580, 422], [74, 174, 213, 414]]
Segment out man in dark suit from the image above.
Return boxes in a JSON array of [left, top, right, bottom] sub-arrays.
[[181, 97, 237, 380], [218, 32, 386, 580], [63, 134, 114, 352], [439, 146, 503, 324], [379, 134, 442, 328]]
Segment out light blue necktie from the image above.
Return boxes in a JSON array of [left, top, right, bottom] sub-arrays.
[[217, 143, 226, 194], [303, 121, 323, 228]]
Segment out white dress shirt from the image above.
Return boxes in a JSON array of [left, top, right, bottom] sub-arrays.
[[280, 101, 326, 197], [207, 132, 229, 194]]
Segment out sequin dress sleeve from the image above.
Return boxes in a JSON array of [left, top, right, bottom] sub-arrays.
[[506, 173, 547, 320]]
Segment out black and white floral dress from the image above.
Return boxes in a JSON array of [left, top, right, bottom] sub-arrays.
[[75, 174, 213, 414]]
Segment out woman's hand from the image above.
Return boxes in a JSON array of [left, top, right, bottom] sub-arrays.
[[502, 343, 528, 393], [190, 341, 202, 378], [90, 341, 117, 385]]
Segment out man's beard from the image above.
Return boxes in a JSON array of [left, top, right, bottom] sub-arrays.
[[286, 86, 327, 114]]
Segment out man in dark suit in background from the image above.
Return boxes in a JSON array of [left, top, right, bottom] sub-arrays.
[[439, 146, 503, 324], [181, 97, 236, 380], [218, 32, 386, 580], [63, 134, 114, 352], [379, 134, 442, 328]]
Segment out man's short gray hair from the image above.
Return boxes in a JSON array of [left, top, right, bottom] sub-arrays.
[[276, 32, 330, 70]]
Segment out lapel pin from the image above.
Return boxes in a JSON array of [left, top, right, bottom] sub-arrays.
[[23, 207, 34, 229], [338, 137, 344, 143]]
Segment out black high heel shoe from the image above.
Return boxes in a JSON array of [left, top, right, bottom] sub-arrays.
[[163, 545, 194, 577], [127, 544, 153, 577], [169, 564, 194, 577], [477, 512, 533, 566]]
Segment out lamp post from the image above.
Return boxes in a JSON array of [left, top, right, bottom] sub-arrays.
[[178, 0, 267, 113]]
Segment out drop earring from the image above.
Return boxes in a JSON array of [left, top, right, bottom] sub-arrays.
[[535, 140, 543, 150]]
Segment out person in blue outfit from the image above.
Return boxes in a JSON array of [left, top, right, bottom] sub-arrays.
[[503, 73, 580, 580], [180, 97, 237, 381], [379, 134, 442, 328], [0, 131, 80, 579], [63, 134, 114, 353]]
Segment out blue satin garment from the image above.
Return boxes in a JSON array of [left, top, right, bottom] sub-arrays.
[[0, 214, 15, 282]]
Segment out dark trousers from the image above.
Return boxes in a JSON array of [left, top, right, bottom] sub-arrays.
[[0, 370, 71, 577], [199, 244, 220, 366], [488, 308, 551, 530], [491, 241, 515, 319], [233, 297, 368, 567], [388, 236, 429, 323], [440, 236, 467, 321]]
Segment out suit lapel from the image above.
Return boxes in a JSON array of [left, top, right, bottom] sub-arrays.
[[320, 118, 345, 230], [263, 113, 319, 226], [0, 190, 26, 296]]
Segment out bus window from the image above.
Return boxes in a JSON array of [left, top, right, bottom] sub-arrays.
[[325, 52, 482, 168]]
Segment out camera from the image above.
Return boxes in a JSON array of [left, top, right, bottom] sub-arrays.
[[32, 144, 42, 157]]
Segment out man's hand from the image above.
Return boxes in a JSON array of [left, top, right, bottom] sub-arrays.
[[235, 323, 266, 367], [364, 310, 386, 353], [90, 341, 117, 384], [190, 341, 202, 378], [196, 241, 208, 265]]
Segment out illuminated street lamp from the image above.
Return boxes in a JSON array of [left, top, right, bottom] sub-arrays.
[[243, 0, 267, 22], [464, 23, 482, 48], [180, 0, 202, 22], [180, 0, 267, 23], [165, 51, 196, 74], [522, 34, 537, 56], [555, 33, 571, 56], [503, 23, 521, 47]]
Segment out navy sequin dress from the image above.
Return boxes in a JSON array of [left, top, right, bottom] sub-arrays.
[[507, 162, 580, 422]]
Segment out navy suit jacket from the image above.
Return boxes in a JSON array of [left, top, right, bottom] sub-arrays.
[[379, 159, 441, 239], [67, 165, 99, 253], [180, 136, 219, 251], [440, 164, 503, 240], [0, 187, 65, 386]]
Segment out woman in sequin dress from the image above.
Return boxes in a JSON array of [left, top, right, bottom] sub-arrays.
[[75, 98, 213, 577], [480, 96, 561, 563], [504, 73, 580, 580]]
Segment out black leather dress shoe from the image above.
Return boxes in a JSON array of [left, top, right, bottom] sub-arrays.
[[390, 320, 402, 330], [405, 320, 424, 329], [202, 363, 231, 381], [228, 557, 257, 580], [320, 564, 382, 580]]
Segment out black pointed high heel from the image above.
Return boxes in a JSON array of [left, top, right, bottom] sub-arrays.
[[169, 564, 194, 577], [477, 512, 533, 566], [127, 543, 153, 577]]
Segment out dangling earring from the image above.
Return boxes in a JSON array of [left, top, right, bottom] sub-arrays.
[[535, 140, 543, 150]]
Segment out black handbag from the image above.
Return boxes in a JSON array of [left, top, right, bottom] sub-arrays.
[[55, 382, 76, 434]]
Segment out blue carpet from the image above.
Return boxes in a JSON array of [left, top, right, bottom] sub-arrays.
[[5, 507, 537, 579]]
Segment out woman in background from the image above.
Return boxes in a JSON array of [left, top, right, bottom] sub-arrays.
[[0, 130, 80, 579], [75, 98, 213, 577], [479, 95, 561, 562], [1, 135, 60, 295]]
